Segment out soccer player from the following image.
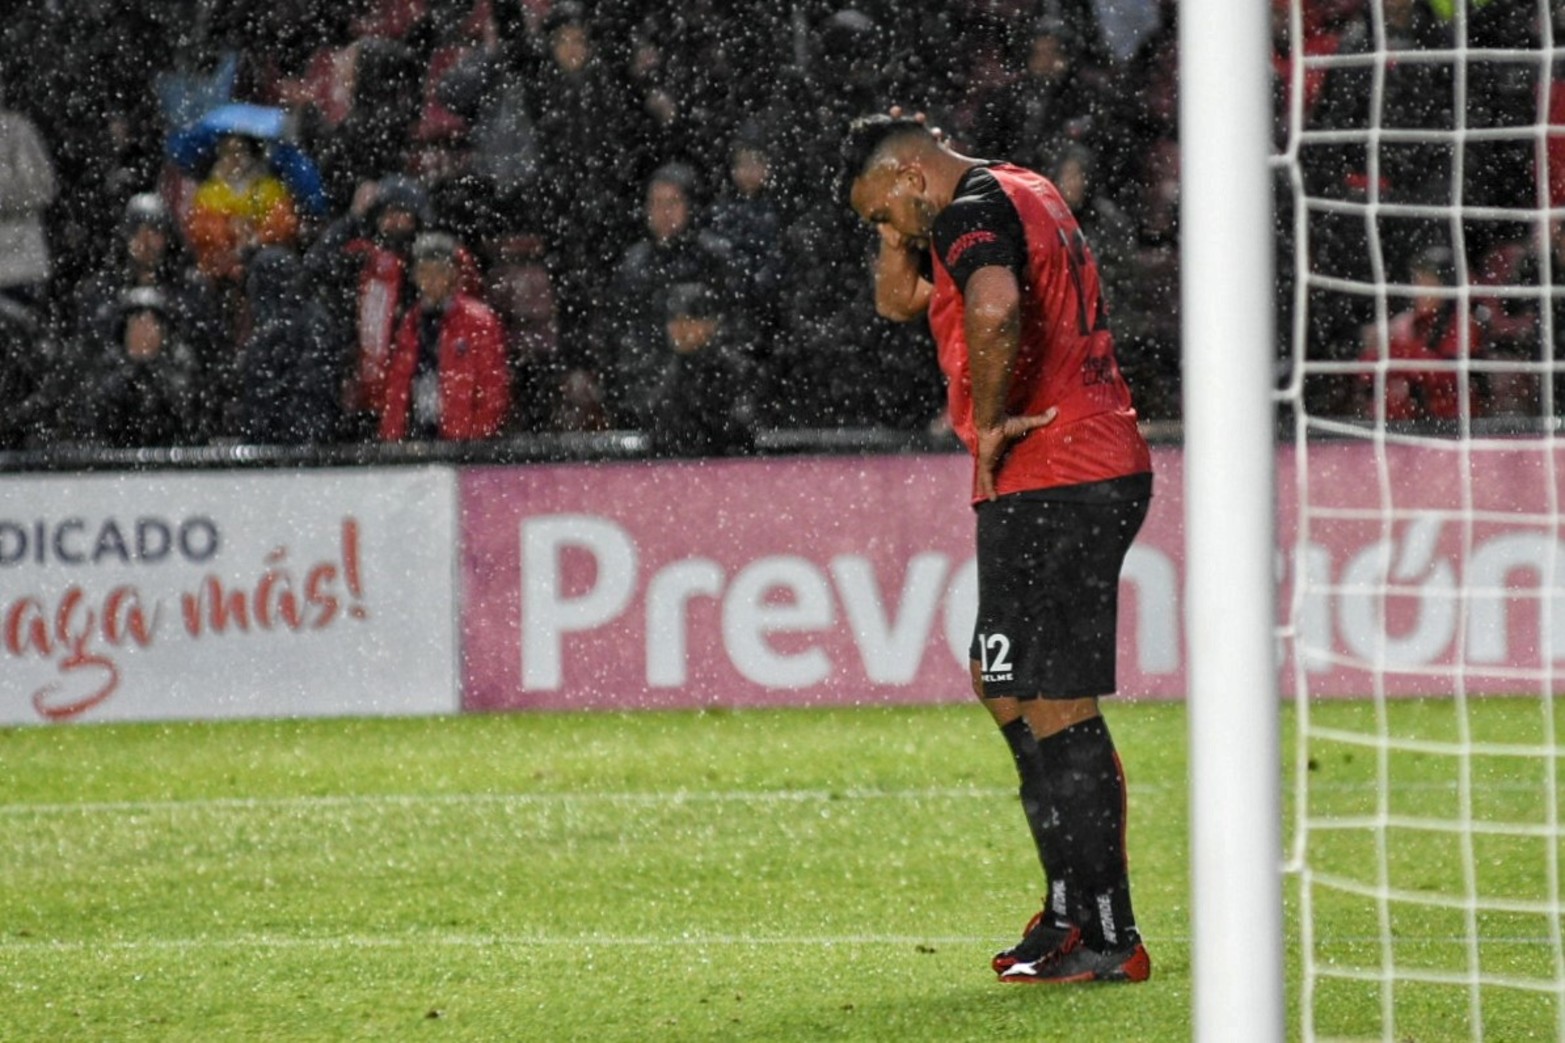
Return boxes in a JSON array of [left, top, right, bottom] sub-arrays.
[[840, 114, 1154, 984]]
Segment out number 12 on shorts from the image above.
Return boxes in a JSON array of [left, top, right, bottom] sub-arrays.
[[979, 632, 1014, 682]]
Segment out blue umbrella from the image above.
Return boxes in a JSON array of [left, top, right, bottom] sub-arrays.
[[167, 103, 329, 217]]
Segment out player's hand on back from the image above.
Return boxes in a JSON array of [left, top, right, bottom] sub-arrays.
[[975, 410, 1059, 501]]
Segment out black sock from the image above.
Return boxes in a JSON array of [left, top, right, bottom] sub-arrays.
[[1036, 716, 1139, 950], [999, 718, 1070, 920]]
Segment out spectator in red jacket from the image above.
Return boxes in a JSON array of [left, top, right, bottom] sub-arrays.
[[305, 175, 431, 436], [379, 232, 509, 442], [1358, 245, 1483, 423]]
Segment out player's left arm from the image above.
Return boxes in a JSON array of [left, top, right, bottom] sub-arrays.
[[967, 266, 1056, 500]]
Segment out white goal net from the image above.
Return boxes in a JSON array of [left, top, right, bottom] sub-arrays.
[[1279, 0, 1564, 1039]]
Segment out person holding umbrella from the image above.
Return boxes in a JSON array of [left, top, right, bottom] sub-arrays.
[[169, 104, 326, 356], [185, 131, 300, 287]]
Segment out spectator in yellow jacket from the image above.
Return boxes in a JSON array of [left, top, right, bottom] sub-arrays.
[[186, 133, 299, 285]]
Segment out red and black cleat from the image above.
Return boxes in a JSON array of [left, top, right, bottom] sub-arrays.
[[991, 907, 1080, 976], [998, 938, 1152, 984]]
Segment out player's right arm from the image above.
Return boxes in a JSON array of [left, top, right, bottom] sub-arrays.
[[871, 223, 932, 322]]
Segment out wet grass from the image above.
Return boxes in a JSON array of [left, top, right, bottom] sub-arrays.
[[0, 699, 1558, 1040]]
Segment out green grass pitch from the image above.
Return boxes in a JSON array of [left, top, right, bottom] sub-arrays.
[[1, 699, 1559, 1041]]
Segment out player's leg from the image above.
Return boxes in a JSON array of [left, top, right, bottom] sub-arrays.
[[999, 495, 1152, 984], [971, 492, 1089, 973], [974, 662, 1082, 975], [977, 664, 1072, 890], [1019, 694, 1102, 736], [1004, 697, 1146, 981]]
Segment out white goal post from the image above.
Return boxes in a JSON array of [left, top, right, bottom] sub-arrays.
[[1181, 1, 1285, 1041], [1187, 1, 1563, 1040]]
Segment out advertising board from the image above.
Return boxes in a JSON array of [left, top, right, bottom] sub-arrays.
[[0, 467, 458, 723]]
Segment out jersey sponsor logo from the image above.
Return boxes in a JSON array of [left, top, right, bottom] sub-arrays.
[[944, 229, 999, 270]]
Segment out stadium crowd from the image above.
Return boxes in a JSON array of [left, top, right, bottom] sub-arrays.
[[0, 0, 1551, 454]]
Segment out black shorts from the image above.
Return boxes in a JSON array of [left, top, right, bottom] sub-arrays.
[[970, 477, 1151, 699]]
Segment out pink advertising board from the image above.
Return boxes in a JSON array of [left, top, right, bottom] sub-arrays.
[[1276, 436, 1565, 698], [460, 451, 1186, 711], [462, 438, 1565, 712]]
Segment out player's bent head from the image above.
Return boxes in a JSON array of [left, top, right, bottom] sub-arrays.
[[838, 114, 934, 211]]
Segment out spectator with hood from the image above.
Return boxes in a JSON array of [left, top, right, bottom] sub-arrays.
[[433, 4, 542, 231], [72, 192, 220, 364], [640, 280, 755, 458], [527, 1, 633, 355], [767, 8, 944, 429], [235, 246, 343, 444], [599, 160, 734, 424], [379, 231, 509, 442], [707, 127, 788, 364], [71, 286, 203, 448], [307, 174, 459, 435]]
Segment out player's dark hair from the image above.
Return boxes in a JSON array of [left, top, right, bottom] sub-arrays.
[[836, 114, 931, 208]]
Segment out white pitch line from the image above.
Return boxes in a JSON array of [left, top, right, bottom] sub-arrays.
[[0, 777, 1535, 820], [0, 774, 1536, 821], [6, 931, 1553, 957], [0, 932, 1008, 955], [0, 786, 1018, 819]]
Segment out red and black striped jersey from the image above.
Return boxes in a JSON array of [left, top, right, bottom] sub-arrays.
[[928, 163, 1151, 503]]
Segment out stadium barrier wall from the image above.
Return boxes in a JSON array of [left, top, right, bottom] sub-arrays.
[[6, 436, 1562, 723]]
